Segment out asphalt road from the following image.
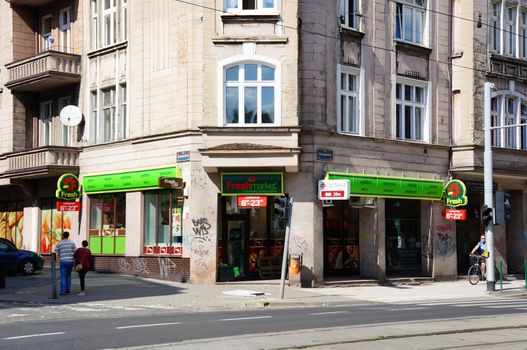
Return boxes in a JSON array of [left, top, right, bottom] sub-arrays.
[[1, 296, 526, 350]]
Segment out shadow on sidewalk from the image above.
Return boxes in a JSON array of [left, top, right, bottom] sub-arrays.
[[0, 268, 183, 309]]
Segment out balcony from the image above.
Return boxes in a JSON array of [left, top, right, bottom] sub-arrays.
[[5, 50, 81, 92], [1, 146, 80, 179], [452, 145, 527, 178], [6, 0, 58, 6]]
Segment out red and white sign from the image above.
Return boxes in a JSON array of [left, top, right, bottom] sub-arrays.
[[318, 180, 350, 200], [443, 209, 467, 221], [56, 201, 82, 212], [237, 196, 267, 208]]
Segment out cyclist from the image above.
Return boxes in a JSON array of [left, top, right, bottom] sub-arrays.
[[470, 234, 489, 278]]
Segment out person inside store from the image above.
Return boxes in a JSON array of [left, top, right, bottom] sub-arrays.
[[470, 234, 488, 277]]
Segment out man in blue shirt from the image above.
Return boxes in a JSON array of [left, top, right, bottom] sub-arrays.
[[54, 232, 76, 295], [470, 234, 488, 277]]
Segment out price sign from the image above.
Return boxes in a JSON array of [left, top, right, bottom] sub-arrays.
[[318, 180, 350, 200], [443, 209, 467, 221], [56, 201, 82, 212], [237, 196, 267, 208]]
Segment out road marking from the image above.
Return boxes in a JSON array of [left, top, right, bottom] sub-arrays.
[[389, 307, 427, 311], [218, 316, 272, 322], [4, 332, 65, 340], [116, 322, 182, 330], [419, 299, 525, 306], [309, 311, 350, 316], [7, 314, 29, 317], [483, 304, 527, 309]]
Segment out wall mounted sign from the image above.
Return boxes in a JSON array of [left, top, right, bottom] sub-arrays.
[[443, 209, 467, 221], [221, 173, 283, 196], [318, 180, 350, 200], [237, 196, 268, 208], [83, 166, 182, 194], [325, 172, 444, 200], [56, 173, 82, 200], [176, 151, 190, 163], [443, 179, 468, 207], [56, 201, 82, 212], [316, 149, 334, 161], [158, 177, 185, 190]]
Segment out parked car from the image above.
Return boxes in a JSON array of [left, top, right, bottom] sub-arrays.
[[0, 238, 44, 275]]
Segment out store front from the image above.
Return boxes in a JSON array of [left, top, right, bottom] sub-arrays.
[[0, 200, 24, 249], [217, 172, 285, 281]]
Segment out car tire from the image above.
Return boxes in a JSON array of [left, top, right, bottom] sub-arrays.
[[18, 259, 35, 275]]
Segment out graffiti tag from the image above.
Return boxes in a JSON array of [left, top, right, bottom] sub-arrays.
[[434, 233, 456, 258], [192, 217, 211, 241]]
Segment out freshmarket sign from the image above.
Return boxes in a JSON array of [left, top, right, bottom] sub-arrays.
[[325, 172, 444, 200], [443, 179, 468, 207], [83, 166, 182, 194], [221, 173, 283, 196], [56, 173, 82, 200]]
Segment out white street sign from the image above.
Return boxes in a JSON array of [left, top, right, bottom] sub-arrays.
[[318, 180, 350, 200]]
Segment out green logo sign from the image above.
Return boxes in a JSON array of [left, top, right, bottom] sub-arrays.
[[221, 173, 283, 196], [56, 173, 82, 200], [444, 179, 468, 207]]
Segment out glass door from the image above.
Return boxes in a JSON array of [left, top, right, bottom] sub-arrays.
[[225, 218, 248, 279]]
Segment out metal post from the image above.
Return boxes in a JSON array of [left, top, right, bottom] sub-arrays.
[[484, 82, 496, 292], [50, 252, 57, 299], [524, 260, 526, 291], [499, 258, 502, 291], [279, 197, 293, 299]]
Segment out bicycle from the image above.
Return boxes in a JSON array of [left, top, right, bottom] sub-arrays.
[[468, 254, 486, 285]]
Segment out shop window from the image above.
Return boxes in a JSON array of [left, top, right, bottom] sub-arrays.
[[41, 199, 73, 253], [0, 202, 24, 249], [89, 193, 126, 254], [143, 191, 183, 254], [323, 201, 359, 274]]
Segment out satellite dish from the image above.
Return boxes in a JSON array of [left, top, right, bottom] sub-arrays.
[[59, 105, 83, 127]]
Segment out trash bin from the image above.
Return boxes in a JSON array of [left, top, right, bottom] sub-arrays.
[[0, 262, 6, 289]]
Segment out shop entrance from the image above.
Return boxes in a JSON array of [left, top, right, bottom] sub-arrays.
[[456, 192, 484, 275], [385, 199, 422, 276], [218, 196, 285, 281], [323, 200, 360, 277]]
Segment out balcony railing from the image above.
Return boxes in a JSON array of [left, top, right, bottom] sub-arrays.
[[5, 50, 81, 92], [2, 147, 80, 179]]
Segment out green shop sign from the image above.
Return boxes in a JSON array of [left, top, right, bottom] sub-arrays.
[[56, 173, 82, 200], [443, 179, 468, 207], [325, 172, 444, 200], [221, 172, 283, 196], [83, 166, 182, 194]]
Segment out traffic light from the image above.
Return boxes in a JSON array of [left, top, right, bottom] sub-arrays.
[[481, 205, 493, 226], [274, 195, 289, 220], [504, 193, 512, 220]]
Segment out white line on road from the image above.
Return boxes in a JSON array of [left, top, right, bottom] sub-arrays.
[[116, 322, 182, 330], [218, 316, 272, 322], [389, 307, 428, 312], [483, 304, 527, 309], [419, 299, 525, 306], [4, 332, 65, 340], [309, 311, 350, 316]]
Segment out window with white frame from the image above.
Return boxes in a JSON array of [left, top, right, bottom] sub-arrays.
[[224, 63, 277, 125], [91, 84, 128, 144], [491, 94, 527, 150], [41, 15, 53, 51], [490, 2, 501, 52], [59, 8, 72, 53], [338, 65, 360, 134], [395, 0, 427, 45], [39, 101, 53, 146], [489, 1, 527, 60], [90, 0, 127, 50], [395, 80, 427, 141], [225, 0, 276, 12], [340, 0, 360, 30], [504, 6, 517, 56], [521, 11, 527, 58]]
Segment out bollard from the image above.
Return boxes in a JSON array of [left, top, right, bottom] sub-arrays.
[[525, 260, 527, 291], [51, 252, 57, 299], [500, 258, 504, 290]]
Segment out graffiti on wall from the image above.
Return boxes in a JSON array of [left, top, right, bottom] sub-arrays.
[[158, 258, 177, 279], [192, 244, 210, 271], [434, 233, 455, 257], [118, 258, 150, 275], [192, 217, 211, 242]]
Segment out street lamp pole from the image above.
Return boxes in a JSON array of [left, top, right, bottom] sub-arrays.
[[484, 81, 496, 292]]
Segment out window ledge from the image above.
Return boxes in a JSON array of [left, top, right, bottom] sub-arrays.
[[212, 36, 288, 44], [87, 41, 128, 59], [339, 27, 365, 40], [490, 52, 527, 65], [394, 40, 432, 56], [221, 13, 280, 24]]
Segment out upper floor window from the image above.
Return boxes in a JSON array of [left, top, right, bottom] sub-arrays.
[[59, 8, 72, 53], [41, 15, 53, 51], [91, 0, 127, 50], [39, 101, 53, 146], [340, 0, 360, 30], [491, 94, 527, 150], [490, 2, 501, 52], [225, 0, 276, 12], [338, 65, 361, 134], [224, 63, 278, 125], [91, 83, 128, 144], [395, 0, 427, 45], [395, 79, 427, 141], [504, 6, 517, 56], [490, 1, 527, 60]]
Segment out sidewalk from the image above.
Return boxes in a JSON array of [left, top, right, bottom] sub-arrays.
[[0, 269, 525, 311]]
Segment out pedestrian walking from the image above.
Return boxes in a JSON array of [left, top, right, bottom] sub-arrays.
[[54, 231, 76, 295], [73, 240, 92, 296]]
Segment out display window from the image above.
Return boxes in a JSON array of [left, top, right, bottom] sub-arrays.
[[41, 199, 73, 253], [0, 202, 24, 249], [89, 193, 126, 254], [143, 190, 183, 255]]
